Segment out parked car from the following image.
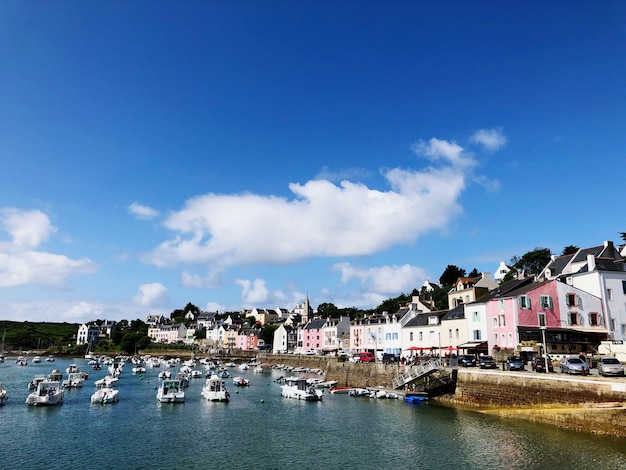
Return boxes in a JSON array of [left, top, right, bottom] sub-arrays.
[[358, 352, 376, 363], [559, 357, 590, 375], [598, 357, 625, 377], [382, 353, 400, 364], [459, 355, 476, 367], [505, 356, 525, 371], [479, 355, 497, 369], [531, 356, 554, 373]]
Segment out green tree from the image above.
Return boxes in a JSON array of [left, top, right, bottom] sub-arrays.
[[511, 247, 551, 276], [120, 332, 142, 354], [317, 303, 339, 318], [439, 265, 466, 287], [375, 293, 411, 315], [562, 245, 579, 255], [260, 324, 278, 345], [468, 268, 480, 278]]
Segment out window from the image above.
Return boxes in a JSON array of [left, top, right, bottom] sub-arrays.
[[498, 299, 505, 312], [448, 329, 452, 339], [623, 280, 626, 295], [455, 329, 459, 339], [568, 312, 584, 326], [473, 330, 481, 341], [493, 317, 498, 328], [508, 333, 513, 347], [607, 288, 613, 301], [410, 332, 413, 341], [538, 312, 546, 327], [494, 333, 498, 346], [518, 295, 530, 309], [566, 293, 576, 307], [499, 314, 506, 327], [418, 332, 423, 341], [588, 312, 603, 326], [540, 295, 553, 308], [473, 311, 480, 322]]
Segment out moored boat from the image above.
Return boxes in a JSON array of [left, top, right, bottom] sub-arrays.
[[232, 376, 250, 387], [32, 356, 41, 364], [0, 382, 8, 405], [280, 377, 323, 401], [16, 356, 28, 366], [28, 374, 47, 390], [62, 372, 85, 388], [91, 387, 119, 404], [26, 380, 64, 406], [201, 375, 230, 402], [94, 375, 119, 388], [157, 379, 185, 403]]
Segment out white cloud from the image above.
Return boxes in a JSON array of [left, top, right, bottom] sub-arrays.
[[205, 301, 225, 312], [0, 208, 56, 249], [180, 268, 223, 289], [0, 251, 98, 288], [470, 128, 507, 151], [0, 207, 98, 288], [128, 202, 160, 220], [411, 137, 475, 168], [332, 262, 427, 295], [133, 283, 168, 306], [235, 278, 286, 306], [143, 135, 490, 269], [141, 133, 505, 272]]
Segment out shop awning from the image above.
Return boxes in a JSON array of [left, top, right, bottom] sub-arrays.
[[457, 341, 488, 350]]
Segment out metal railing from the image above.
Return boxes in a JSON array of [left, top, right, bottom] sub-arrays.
[[392, 358, 444, 389]]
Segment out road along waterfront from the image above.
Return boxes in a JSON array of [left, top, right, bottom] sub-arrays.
[[1, 356, 625, 470]]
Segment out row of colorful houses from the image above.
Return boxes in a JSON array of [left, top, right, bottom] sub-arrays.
[[272, 240, 626, 361]]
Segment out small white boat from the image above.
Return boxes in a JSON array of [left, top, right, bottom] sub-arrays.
[[238, 363, 249, 371], [190, 370, 203, 379], [91, 387, 119, 404], [94, 375, 119, 388], [46, 355, 55, 362], [232, 376, 250, 387], [157, 379, 185, 403], [16, 356, 28, 366], [132, 366, 146, 374], [28, 375, 47, 390], [0, 382, 8, 405], [62, 372, 85, 388], [66, 363, 80, 374], [32, 356, 41, 364], [313, 380, 338, 389], [201, 375, 229, 402], [48, 369, 63, 381], [158, 370, 171, 379], [281, 377, 323, 401], [218, 370, 229, 378], [253, 365, 264, 373], [26, 380, 64, 406]]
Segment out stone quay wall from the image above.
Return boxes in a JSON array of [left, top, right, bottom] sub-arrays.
[[453, 369, 626, 406], [259, 354, 626, 437]]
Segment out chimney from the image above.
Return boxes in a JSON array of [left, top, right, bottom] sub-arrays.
[[587, 254, 596, 271]]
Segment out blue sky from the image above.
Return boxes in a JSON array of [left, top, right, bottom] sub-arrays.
[[1, 2, 625, 323]]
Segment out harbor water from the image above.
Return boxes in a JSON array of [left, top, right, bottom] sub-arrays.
[[1, 357, 625, 469]]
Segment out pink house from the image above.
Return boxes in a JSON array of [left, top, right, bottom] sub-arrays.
[[302, 319, 325, 351], [487, 278, 607, 357], [236, 333, 258, 350]]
